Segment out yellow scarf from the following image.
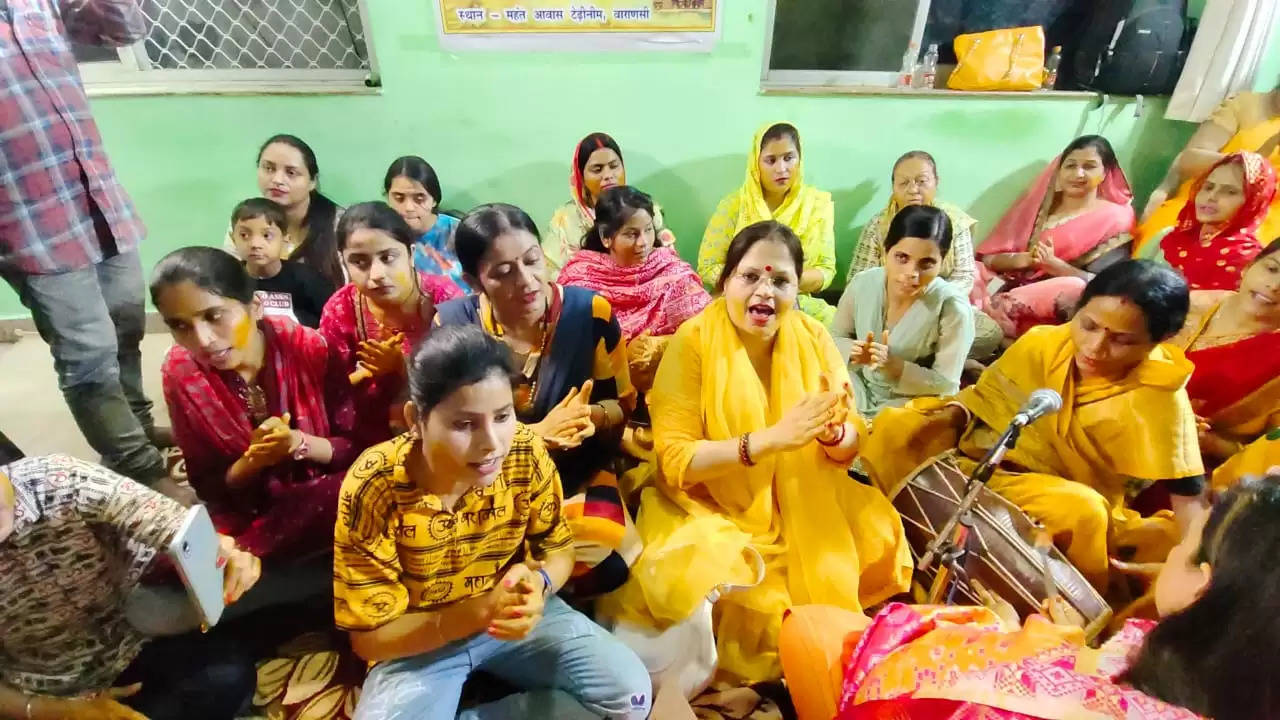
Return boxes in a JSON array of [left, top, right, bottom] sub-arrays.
[[958, 324, 1203, 501], [731, 122, 832, 242], [613, 298, 909, 682]]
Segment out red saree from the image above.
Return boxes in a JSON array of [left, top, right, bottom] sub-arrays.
[[162, 316, 356, 559], [1172, 293, 1280, 488], [836, 604, 1200, 720], [556, 246, 710, 339], [1160, 152, 1278, 291], [319, 273, 462, 449]]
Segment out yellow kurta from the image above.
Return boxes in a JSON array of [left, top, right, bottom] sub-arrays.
[[861, 324, 1203, 587], [600, 298, 911, 683], [697, 122, 837, 325]]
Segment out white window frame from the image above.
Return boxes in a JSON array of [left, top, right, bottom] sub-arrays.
[[78, 0, 380, 97], [760, 0, 932, 88]]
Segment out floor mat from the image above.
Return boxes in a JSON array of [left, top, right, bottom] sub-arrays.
[[250, 632, 366, 720], [691, 682, 792, 720]]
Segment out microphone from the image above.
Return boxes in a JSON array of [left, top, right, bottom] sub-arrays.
[[919, 387, 1063, 575], [1011, 389, 1062, 428]]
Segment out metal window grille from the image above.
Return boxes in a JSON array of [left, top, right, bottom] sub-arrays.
[[77, 0, 377, 95], [138, 0, 369, 71]]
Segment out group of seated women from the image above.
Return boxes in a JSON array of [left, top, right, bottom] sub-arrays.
[[5, 84, 1280, 720]]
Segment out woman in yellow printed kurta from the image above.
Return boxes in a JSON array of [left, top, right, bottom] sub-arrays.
[[861, 260, 1205, 590], [603, 221, 911, 684], [698, 122, 837, 325]]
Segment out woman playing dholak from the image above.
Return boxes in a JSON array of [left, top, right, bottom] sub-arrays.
[[832, 205, 975, 420], [699, 122, 837, 325], [974, 135, 1135, 339], [779, 473, 1280, 720], [1146, 151, 1278, 291], [1169, 242, 1280, 491], [543, 132, 677, 273], [861, 260, 1205, 591], [557, 185, 710, 393], [601, 221, 911, 684], [1135, 85, 1280, 254]]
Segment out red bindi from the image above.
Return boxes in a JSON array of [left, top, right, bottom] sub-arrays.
[[764, 265, 773, 272]]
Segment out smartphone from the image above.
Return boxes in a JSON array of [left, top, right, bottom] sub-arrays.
[[166, 505, 225, 629]]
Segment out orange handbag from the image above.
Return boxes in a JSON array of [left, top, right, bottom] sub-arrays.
[[948, 26, 1046, 91]]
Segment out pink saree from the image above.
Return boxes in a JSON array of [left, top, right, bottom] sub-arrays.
[[974, 158, 1135, 337], [556, 246, 710, 339], [836, 604, 1200, 720]]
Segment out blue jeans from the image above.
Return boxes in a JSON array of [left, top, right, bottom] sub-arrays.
[[356, 596, 652, 720], [2, 250, 164, 481]]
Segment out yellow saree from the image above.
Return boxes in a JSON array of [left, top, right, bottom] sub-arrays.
[[697, 122, 837, 325], [600, 298, 911, 683], [861, 324, 1203, 586]]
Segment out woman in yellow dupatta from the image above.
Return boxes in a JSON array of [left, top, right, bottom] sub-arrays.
[[603, 221, 911, 684], [698, 122, 837, 325], [1170, 242, 1280, 490], [861, 260, 1205, 589]]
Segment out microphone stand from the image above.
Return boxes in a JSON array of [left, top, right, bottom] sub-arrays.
[[918, 421, 1024, 574]]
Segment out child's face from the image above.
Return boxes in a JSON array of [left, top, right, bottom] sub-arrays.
[[233, 216, 286, 276]]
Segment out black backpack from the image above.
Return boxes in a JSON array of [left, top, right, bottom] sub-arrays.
[[1073, 0, 1189, 94]]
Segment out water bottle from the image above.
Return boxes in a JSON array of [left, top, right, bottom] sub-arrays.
[[897, 43, 918, 88], [1042, 45, 1062, 90], [918, 43, 938, 89]]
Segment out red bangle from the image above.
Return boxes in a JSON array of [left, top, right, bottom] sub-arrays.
[[738, 433, 756, 466], [817, 423, 846, 447]]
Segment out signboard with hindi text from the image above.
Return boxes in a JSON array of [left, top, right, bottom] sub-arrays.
[[436, 1, 718, 51]]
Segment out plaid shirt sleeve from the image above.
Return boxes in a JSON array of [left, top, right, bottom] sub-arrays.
[[0, 0, 146, 275]]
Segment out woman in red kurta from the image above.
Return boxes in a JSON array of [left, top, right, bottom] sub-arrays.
[[152, 247, 356, 559], [320, 202, 461, 450]]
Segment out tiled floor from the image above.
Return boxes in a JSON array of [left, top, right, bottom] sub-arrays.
[[0, 331, 174, 460]]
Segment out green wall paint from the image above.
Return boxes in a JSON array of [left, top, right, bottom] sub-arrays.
[[8, 2, 1277, 318]]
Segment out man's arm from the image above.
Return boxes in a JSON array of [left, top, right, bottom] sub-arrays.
[[60, 0, 147, 48]]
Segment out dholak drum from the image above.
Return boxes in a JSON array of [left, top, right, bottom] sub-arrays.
[[889, 453, 1112, 639]]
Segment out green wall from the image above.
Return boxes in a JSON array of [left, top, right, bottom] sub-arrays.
[[7, 2, 1279, 318]]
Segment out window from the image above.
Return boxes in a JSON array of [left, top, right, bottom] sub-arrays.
[[762, 0, 1087, 91], [77, 0, 378, 96]]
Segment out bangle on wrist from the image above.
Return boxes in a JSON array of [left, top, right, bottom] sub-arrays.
[[537, 568, 553, 597], [738, 432, 756, 466]]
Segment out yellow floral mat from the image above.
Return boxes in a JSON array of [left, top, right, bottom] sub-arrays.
[[247, 633, 365, 720]]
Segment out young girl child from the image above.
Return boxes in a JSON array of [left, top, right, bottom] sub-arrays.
[[334, 325, 651, 720], [153, 246, 355, 560], [383, 155, 469, 295], [320, 202, 462, 450]]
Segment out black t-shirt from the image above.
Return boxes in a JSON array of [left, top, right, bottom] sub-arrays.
[[252, 261, 334, 328]]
